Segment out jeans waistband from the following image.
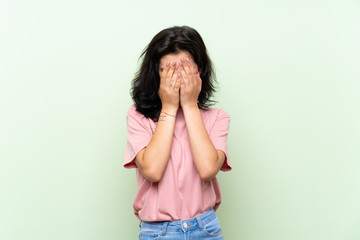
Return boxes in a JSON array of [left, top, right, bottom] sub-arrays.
[[140, 209, 216, 234]]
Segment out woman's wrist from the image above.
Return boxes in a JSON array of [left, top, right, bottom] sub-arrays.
[[161, 105, 179, 116], [181, 102, 199, 113]]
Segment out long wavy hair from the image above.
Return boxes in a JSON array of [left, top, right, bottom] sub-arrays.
[[131, 26, 217, 121]]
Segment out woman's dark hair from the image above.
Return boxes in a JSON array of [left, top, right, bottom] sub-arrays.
[[131, 25, 217, 121]]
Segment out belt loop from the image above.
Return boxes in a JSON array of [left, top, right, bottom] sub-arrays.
[[196, 216, 204, 230], [161, 222, 169, 236], [139, 221, 142, 228]]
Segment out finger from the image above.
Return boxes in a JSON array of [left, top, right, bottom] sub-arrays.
[[183, 58, 198, 87], [159, 61, 170, 82], [179, 63, 190, 88], [169, 62, 181, 88], [180, 78, 185, 92], [173, 77, 181, 92], [165, 62, 176, 86], [185, 57, 197, 76]]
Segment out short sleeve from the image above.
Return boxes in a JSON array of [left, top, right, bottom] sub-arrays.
[[124, 106, 153, 169], [209, 109, 231, 171]]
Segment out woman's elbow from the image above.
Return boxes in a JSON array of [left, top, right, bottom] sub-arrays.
[[198, 168, 219, 181], [197, 155, 224, 181], [145, 172, 163, 183], [139, 167, 164, 183], [135, 155, 165, 182]]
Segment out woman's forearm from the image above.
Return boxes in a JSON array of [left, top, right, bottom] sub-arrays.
[[135, 108, 177, 182], [182, 104, 225, 180]]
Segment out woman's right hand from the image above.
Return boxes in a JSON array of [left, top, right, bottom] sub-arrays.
[[136, 61, 180, 182], [158, 61, 181, 114]]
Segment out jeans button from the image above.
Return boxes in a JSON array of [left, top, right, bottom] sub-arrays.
[[183, 222, 188, 228]]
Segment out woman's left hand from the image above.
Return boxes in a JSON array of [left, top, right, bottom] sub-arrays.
[[179, 58, 201, 109]]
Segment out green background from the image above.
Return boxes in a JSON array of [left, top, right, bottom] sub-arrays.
[[1, 0, 359, 239]]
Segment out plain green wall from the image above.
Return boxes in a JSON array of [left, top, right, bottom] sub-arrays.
[[1, 0, 359, 239]]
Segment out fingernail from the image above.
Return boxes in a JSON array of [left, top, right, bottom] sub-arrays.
[[181, 58, 185, 63], [172, 62, 176, 67], [186, 58, 190, 63], [166, 61, 170, 67]]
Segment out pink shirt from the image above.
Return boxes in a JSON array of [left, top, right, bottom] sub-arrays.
[[124, 105, 231, 221]]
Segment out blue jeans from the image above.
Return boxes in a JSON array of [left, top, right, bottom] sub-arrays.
[[138, 209, 224, 239]]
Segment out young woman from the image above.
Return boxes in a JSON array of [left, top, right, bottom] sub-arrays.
[[124, 26, 231, 240]]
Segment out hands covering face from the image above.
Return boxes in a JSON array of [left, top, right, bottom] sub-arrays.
[[158, 58, 201, 111]]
